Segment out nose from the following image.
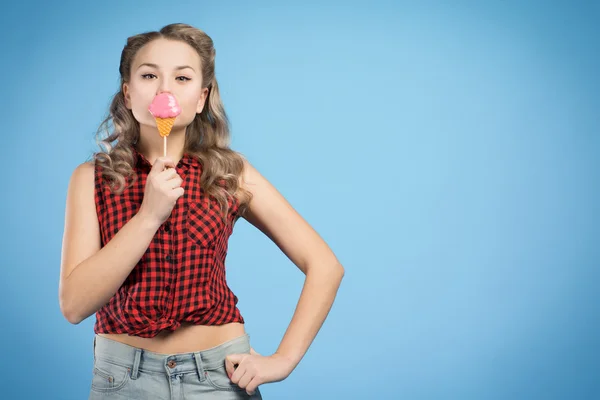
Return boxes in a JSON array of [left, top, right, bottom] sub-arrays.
[[157, 87, 172, 96], [157, 79, 172, 94]]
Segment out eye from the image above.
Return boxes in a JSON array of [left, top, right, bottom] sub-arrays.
[[141, 73, 156, 79], [176, 76, 191, 82]]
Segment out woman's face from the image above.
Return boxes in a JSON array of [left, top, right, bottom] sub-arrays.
[[123, 38, 209, 135]]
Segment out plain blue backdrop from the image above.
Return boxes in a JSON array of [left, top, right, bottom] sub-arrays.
[[1, 0, 599, 399]]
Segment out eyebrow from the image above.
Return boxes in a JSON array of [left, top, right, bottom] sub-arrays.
[[136, 63, 196, 73]]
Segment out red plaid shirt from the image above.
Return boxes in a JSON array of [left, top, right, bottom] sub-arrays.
[[93, 146, 244, 338]]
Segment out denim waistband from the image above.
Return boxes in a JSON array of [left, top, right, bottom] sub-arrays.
[[93, 333, 251, 380]]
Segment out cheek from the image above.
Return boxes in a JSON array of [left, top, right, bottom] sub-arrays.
[[128, 90, 154, 119], [180, 95, 204, 117], [176, 108, 199, 126], [130, 98, 151, 120]]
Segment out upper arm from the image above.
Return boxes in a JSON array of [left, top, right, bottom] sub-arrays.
[[59, 162, 101, 304], [239, 159, 343, 275]]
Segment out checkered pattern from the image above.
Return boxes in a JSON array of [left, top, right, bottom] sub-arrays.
[[93, 146, 244, 338]]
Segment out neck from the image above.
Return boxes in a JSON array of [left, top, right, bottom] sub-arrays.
[[137, 126, 186, 165]]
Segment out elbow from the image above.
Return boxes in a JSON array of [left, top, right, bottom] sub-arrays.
[[335, 263, 345, 280], [329, 258, 345, 278], [309, 261, 345, 280], [66, 315, 83, 325], [67, 313, 84, 325], [59, 277, 85, 325], [61, 303, 83, 325], [59, 292, 83, 325]]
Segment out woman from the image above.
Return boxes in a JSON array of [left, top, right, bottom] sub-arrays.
[[58, 23, 344, 399]]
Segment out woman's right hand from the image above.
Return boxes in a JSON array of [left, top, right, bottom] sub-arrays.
[[138, 157, 184, 228]]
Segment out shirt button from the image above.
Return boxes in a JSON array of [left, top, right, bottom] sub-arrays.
[[165, 254, 171, 262], [165, 284, 170, 291], [167, 360, 177, 368]]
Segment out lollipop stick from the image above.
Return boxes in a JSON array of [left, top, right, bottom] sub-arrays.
[[164, 136, 167, 158]]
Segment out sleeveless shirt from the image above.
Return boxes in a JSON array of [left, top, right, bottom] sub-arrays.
[[92, 146, 244, 338]]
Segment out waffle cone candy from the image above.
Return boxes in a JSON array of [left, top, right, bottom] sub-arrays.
[[156, 117, 176, 137]]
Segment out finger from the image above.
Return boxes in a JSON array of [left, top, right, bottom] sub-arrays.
[[167, 177, 183, 190], [229, 359, 247, 384], [158, 168, 178, 180], [237, 369, 253, 390], [172, 187, 185, 198], [246, 377, 261, 396], [226, 354, 246, 381], [166, 176, 183, 189], [150, 157, 175, 174], [226, 354, 243, 367], [225, 357, 236, 378]]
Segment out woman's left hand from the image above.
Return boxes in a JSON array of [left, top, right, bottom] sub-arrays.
[[225, 347, 296, 395]]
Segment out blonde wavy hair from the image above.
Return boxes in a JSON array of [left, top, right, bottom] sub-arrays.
[[93, 23, 252, 220]]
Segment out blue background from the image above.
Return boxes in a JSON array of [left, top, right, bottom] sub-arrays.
[[1, 0, 599, 399]]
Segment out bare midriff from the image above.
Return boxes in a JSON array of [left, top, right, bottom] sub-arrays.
[[97, 322, 246, 354]]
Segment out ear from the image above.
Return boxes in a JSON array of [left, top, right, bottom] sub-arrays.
[[123, 83, 131, 109], [196, 87, 210, 114]]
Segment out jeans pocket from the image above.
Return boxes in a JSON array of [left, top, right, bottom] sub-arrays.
[[204, 365, 245, 392], [91, 358, 131, 393]]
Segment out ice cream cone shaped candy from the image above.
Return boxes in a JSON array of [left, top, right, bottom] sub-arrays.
[[148, 93, 182, 137], [155, 117, 176, 138]]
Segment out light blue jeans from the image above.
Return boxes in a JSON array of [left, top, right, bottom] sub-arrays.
[[89, 333, 263, 399]]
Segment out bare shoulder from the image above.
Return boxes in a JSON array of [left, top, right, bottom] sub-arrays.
[[71, 160, 96, 184], [65, 160, 96, 207], [238, 157, 343, 275]]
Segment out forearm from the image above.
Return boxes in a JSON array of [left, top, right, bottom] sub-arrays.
[[274, 262, 344, 367], [61, 212, 160, 324]]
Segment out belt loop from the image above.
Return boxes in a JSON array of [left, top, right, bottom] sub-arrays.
[[131, 348, 142, 380], [193, 352, 205, 382]]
